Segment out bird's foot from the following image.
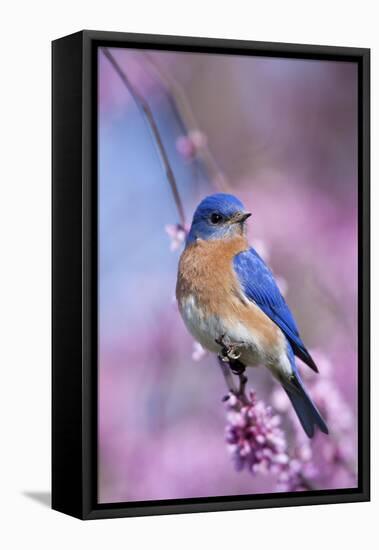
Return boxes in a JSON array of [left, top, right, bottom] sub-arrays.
[[215, 334, 246, 364], [216, 335, 248, 403]]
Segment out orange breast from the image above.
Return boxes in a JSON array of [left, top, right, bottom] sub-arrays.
[[176, 236, 248, 313], [176, 236, 281, 348]]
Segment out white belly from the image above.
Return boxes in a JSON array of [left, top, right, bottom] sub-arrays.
[[179, 294, 265, 366]]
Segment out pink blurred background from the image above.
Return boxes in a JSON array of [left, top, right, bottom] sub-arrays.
[[98, 47, 358, 503]]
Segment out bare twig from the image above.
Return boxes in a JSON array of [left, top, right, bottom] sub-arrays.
[[104, 47, 254, 409], [216, 334, 249, 403], [141, 51, 231, 192], [238, 372, 248, 398], [217, 359, 249, 405], [101, 47, 186, 228], [218, 357, 239, 396]]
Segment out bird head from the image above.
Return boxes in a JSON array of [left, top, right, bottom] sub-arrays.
[[187, 193, 251, 244]]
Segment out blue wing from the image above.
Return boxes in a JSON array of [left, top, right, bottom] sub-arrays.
[[233, 248, 318, 372]]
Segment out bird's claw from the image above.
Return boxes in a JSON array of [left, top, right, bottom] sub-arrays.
[[217, 338, 249, 403], [216, 334, 247, 385], [215, 334, 244, 363], [228, 348, 242, 361]]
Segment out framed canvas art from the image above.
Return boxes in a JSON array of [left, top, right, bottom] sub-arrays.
[[52, 30, 370, 519]]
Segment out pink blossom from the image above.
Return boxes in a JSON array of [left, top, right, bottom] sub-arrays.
[[225, 391, 288, 475], [165, 224, 188, 251], [176, 130, 207, 161], [192, 342, 208, 362], [271, 350, 357, 490], [271, 383, 320, 492]]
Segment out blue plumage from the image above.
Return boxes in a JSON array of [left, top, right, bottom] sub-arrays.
[[233, 247, 328, 436], [234, 248, 319, 373], [181, 193, 328, 438], [187, 193, 247, 244], [192, 193, 244, 221], [282, 345, 328, 437]]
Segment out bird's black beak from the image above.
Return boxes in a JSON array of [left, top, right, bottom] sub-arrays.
[[233, 211, 252, 224]]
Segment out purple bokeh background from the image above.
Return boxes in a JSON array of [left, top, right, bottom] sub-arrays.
[[98, 48, 358, 503]]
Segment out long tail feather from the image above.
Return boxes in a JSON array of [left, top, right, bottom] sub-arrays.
[[284, 374, 328, 438]]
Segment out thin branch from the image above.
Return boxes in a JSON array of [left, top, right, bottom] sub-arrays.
[[218, 357, 239, 395], [141, 51, 231, 192], [218, 357, 249, 405], [216, 335, 250, 403], [101, 47, 186, 228]]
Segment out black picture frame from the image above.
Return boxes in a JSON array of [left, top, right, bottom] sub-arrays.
[[52, 30, 370, 520]]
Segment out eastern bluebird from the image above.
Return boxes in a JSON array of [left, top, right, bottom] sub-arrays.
[[176, 193, 328, 438]]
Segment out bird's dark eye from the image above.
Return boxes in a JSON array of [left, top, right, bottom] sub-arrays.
[[210, 213, 224, 224]]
